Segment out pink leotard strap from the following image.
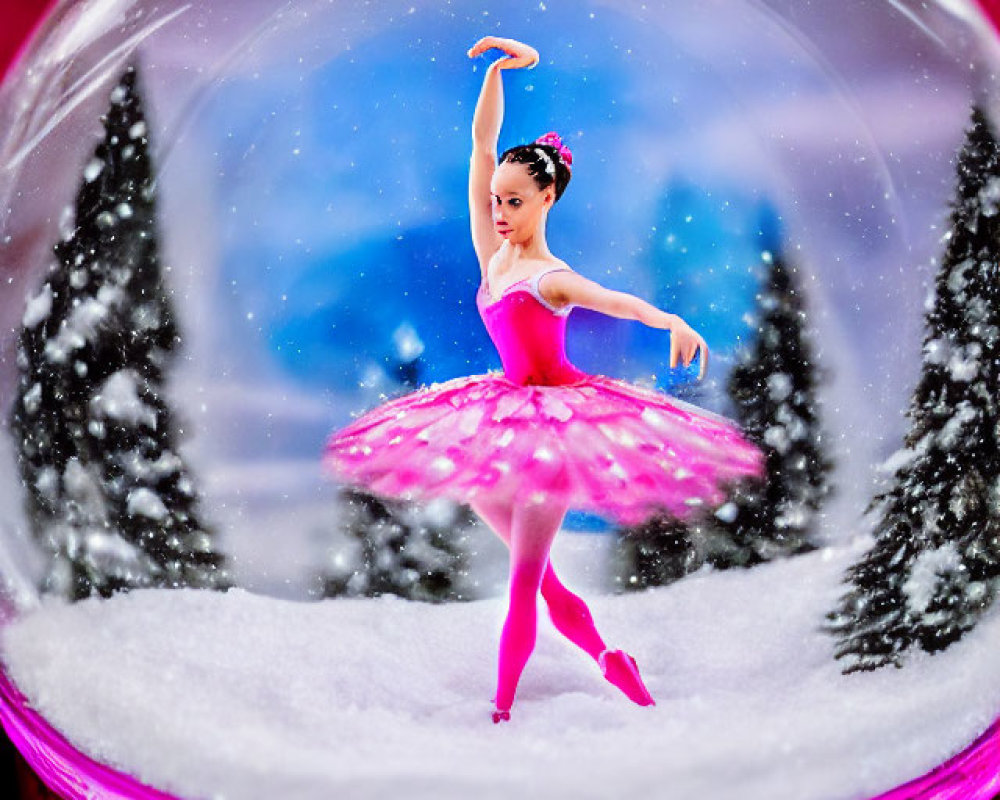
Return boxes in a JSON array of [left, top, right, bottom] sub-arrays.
[[527, 267, 575, 316]]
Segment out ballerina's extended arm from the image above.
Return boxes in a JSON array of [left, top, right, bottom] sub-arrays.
[[467, 37, 539, 274], [541, 271, 710, 380]]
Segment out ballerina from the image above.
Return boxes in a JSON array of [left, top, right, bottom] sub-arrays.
[[322, 36, 765, 724]]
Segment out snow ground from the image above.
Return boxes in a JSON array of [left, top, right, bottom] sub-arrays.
[[3, 539, 1000, 800]]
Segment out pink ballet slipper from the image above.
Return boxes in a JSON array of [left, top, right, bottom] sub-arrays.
[[598, 648, 656, 707], [490, 693, 511, 723]]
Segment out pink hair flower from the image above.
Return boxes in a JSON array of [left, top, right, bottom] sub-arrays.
[[534, 131, 573, 168]]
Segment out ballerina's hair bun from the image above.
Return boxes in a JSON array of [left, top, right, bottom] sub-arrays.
[[499, 132, 574, 203]]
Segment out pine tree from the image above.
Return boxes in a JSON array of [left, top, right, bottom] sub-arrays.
[[320, 487, 478, 603], [712, 240, 833, 567], [825, 105, 1000, 673], [611, 222, 833, 590], [610, 513, 698, 591], [9, 62, 230, 599]]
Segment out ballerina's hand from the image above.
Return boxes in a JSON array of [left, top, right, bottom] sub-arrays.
[[467, 36, 540, 70], [669, 317, 709, 380]]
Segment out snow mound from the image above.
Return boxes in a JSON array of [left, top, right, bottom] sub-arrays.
[[3, 545, 1000, 800]]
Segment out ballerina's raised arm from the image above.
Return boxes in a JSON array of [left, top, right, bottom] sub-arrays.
[[466, 37, 539, 276]]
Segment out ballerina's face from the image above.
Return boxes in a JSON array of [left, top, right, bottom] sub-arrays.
[[490, 160, 554, 245]]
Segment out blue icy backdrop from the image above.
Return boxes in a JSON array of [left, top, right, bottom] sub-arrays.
[[196, 0, 878, 398]]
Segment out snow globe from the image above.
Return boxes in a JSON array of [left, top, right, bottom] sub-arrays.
[[0, 0, 998, 797]]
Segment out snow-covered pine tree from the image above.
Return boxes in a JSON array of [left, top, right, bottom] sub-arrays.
[[319, 487, 478, 603], [610, 513, 698, 591], [9, 62, 230, 600], [611, 218, 832, 590], [714, 227, 833, 567], [825, 105, 1000, 673]]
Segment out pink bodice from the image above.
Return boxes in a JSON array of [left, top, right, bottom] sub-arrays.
[[476, 267, 589, 387]]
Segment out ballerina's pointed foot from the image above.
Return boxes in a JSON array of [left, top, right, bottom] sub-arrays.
[[598, 648, 656, 706]]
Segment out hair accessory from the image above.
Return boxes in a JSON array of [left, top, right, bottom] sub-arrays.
[[534, 131, 573, 169], [534, 147, 556, 176]]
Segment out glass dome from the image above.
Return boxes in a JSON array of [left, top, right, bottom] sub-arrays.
[[0, 1, 998, 798]]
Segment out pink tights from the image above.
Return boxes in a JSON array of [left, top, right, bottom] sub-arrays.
[[471, 493, 608, 712]]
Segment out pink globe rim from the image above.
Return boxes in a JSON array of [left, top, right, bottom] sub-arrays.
[[0, 0, 59, 82], [1, 0, 1000, 796], [0, 662, 176, 799]]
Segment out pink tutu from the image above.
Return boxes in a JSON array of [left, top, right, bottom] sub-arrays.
[[322, 267, 765, 526]]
